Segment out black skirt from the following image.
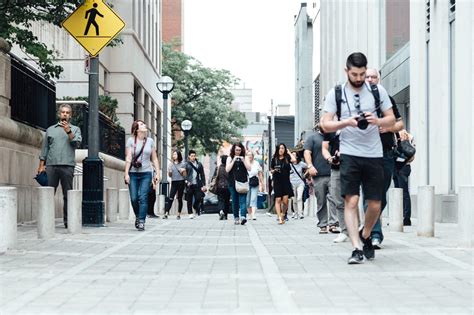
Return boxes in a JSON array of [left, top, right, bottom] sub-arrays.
[[273, 178, 294, 198]]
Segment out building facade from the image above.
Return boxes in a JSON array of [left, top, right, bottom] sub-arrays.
[[162, 0, 184, 50]]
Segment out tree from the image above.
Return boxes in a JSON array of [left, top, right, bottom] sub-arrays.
[[162, 43, 247, 154], [0, 0, 121, 79]]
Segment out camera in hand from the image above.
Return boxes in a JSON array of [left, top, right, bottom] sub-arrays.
[[131, 160, 142, 168], [274, 164, 281, 172], [355, 112, 369, 130]]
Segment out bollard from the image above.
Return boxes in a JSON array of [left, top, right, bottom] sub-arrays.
[[67, 190, 82, 234], [458, 186, 474, 247], [0, 187, 18, 254], [118, 189, 130, 220], [158, 195, 165, 216], [417, 185, 435, 237], [388, 188, 404, 232], [35, 187, 55, 239], [106, 188, 118, 223]]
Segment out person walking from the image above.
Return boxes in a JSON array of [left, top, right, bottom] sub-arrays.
[[289, 151, 307, 219], [270, 143, 295, 225], [226, 143, 251, 225], [215, 155, 230, 220], [304, 125, 337, 234], [184, 150, 207, 218], [320, 52, 395, 264], [124, 120, 160, 231], [164, 150, 187, 219], [246, 151, 263, 220], [38, 104, 82, 229], [393, 129, 415, 226]]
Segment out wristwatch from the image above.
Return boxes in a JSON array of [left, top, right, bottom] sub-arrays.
[[66, 130, 72, 134]]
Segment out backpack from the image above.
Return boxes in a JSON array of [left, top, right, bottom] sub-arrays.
[[216, 165, 228, 191], [334, 83, 382, 121]]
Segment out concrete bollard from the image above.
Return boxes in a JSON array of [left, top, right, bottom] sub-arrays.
[[158, 195, 165, 215], [67, 190, 82, 234], [119, 189, 130, 220], [36, 187, 55, 239], [0, 187, 18, 254], [458, 186, 474, 247], [417, 185, 435, 237], [388, 188, 404, 232], [106, 188, 118, 223]]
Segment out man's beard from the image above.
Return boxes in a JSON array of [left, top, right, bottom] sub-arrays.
[[348, 76, 365, 88]]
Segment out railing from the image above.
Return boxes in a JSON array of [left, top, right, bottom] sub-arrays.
[[67, 102, 125, 160], [9, 53, 56, 130]]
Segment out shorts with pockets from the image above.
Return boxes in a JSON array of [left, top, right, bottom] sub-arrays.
[[340, 154, 384, 201]]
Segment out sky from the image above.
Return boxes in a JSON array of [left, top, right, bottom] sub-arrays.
[[184, 0, 310, 114]]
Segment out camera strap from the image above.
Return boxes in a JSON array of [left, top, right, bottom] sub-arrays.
[[133, 136, 147, 163], [335, 83, 382, 120], [290, 163, 306, 184]]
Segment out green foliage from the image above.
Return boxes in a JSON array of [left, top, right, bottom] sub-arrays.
[[162, 42, 248, 154], [0, 0, 122, 79], [60, 95, 120, 124]]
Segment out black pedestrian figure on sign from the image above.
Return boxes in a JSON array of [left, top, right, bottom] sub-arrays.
[[84, 3, 104, 36]]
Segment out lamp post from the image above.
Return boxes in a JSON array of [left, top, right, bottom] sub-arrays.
[[181, 120, 192, 158], [156, 76, 174, 199]]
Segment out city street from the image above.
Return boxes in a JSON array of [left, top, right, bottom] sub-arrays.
[[0, 212, 473, 314]]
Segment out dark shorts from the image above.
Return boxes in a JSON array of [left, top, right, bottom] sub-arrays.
[[340, 154, 384, 201]]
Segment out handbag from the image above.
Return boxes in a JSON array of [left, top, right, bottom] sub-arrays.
[[34, 171, 48, 186], [291, 164, 310, 202], [235, 180, 249, 194], [394, 133, 416, 160], [249, 176, 259, 187], [209, 174, 218, 194]]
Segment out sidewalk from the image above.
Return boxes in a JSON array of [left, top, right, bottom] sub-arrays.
[[0, 212, 472, 314]]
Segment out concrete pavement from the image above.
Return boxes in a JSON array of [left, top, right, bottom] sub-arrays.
[[0, 212, 473, 314]]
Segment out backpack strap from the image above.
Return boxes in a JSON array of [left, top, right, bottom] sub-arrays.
[[334, 84, 342, 121], [369, 84, 382, 118]]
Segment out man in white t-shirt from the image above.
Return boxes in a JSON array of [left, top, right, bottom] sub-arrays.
[[320, 52, 395, 264]]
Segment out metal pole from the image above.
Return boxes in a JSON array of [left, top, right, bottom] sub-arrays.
[[82, 56, 104, 226], [184, 130, 189, 159], [160, 92, 169, 198]]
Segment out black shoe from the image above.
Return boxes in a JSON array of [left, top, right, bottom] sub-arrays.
[[360, 229, 375, 260], [137, 222, 145, 231], [147, 214, 159, 218], [176, 214, 181, 220], [64, 222, 68, 229], [241, 218, 247, 225], [219, 210, 225, 220], [403, 218, 412, 226], [135, 218, 139, 229], [163, 213, 168, 219], [348, 249, 364, 264]]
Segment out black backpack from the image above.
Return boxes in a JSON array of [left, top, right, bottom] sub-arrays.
[[334, 83, 382, 121]]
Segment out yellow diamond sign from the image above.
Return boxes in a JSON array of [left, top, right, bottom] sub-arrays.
[[62, 0, 125, 56]]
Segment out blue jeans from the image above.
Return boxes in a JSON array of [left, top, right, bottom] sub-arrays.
[[363, 150, 395, 242], [129, 172, 152, 222], [229, 186, 247, 219]]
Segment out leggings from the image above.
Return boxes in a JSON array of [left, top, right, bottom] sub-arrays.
[[165, 180, 186, 213]]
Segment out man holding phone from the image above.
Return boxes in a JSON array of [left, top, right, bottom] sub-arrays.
[[38, 104, 82, 228]]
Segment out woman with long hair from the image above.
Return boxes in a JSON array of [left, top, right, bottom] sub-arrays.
[[246, 150, 263, 220], [270, 143, 295, 224], [215, 155, 230, 220], [124, 120, 160, 231], [164, 150, 187, 219], [289, 151, 307, 219], [225, 143, 251, 225]]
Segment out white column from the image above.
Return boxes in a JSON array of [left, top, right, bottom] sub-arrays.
[[118, 189, 130, 220], [67, 190, 82, 234], [0, 187, 17, 253], [458, 186, 474, 247], [417, 186, 435, 237], [35, 187, 55, 239], [106, 188, 118, 223], [388, 188, 404, 232]]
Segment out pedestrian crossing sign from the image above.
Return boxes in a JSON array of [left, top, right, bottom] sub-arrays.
[[62, 0, 125, 56]]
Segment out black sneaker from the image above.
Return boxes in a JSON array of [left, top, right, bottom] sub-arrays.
[[219, 210, 225, 220], [360, 229, 375, 260], [241, 218, 247, 225], [163, 213, 168, 219], [348, 249, 364, 264], [135, 218, 139, 229], [137, 222, 145, 231]]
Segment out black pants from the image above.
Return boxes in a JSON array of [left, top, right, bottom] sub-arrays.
[[46, 165, 74, 224], [185, 184, 203, 215], [147, 185, 156, 216], [165, 180, 186, 214], [393, 164, 412, 221], [217, 188, 230, 216]]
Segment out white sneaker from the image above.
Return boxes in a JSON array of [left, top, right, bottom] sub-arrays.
[[189, 214, 195, 219], [333, 233, 348, 243]]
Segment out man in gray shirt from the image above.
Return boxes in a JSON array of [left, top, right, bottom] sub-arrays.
[[37, 104, 82, 228], [320, 52, 395, 264]]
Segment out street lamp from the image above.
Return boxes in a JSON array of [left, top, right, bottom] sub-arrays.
[[181, 119, 192, 158], [156, 76, 174, 199]]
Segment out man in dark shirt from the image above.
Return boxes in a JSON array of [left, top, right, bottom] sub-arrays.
[[364, 68, 404, 248], [304, 125, 337, 233], [184, 150, 207, 218]]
